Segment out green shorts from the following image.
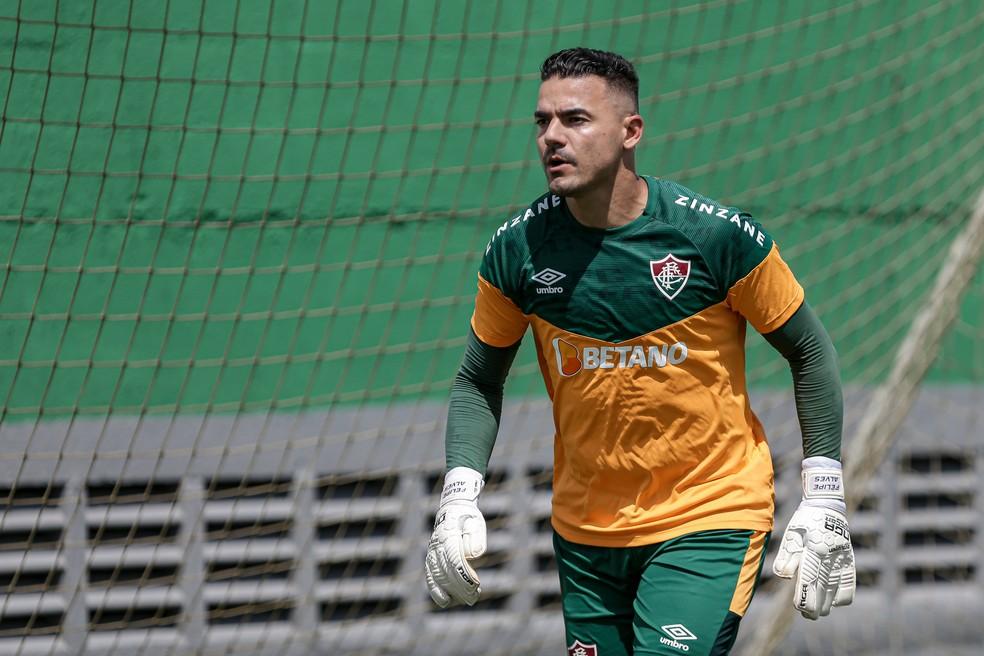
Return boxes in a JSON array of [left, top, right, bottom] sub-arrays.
[[554, 529, 770, 656]]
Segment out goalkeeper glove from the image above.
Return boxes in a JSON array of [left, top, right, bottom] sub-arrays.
[[773, 456, 856, 620], [425, 467, 486, 608]]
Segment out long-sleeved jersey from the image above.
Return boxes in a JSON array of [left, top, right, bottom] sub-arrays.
[[471, 176, 804, 547]]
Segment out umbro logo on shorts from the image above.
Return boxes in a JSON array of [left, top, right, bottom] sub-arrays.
[[567, 639, 598, 656], [659, 623, 698, 651]]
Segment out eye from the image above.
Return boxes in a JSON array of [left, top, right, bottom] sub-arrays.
[[535, 118, 547, 127]]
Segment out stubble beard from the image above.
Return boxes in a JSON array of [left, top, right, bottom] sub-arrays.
[[546, 159, 616, 199], [547, 175, 577, 197], [546, 166, 592, 198]]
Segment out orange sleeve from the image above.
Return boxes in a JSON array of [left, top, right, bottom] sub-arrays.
[[727, 243, 804, 334], [470, 273, 529, 347]]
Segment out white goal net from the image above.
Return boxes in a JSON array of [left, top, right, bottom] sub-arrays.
[[0, 1, 981, 654]]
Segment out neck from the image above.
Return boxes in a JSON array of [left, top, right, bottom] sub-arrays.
[[566, 166, 648, 229]]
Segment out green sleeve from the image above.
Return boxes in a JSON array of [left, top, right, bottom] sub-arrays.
[[762, 302, 843, 460], [444, 328, 521, 475]]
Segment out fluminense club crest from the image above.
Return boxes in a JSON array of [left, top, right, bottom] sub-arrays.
[[650, 254, 691, 301], [567, 639, 598, 656]]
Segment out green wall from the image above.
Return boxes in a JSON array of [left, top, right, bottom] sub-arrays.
[[1, 0, 982, 418]]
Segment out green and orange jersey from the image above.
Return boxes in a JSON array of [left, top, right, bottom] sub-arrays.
[[471, 175, 804, 548]]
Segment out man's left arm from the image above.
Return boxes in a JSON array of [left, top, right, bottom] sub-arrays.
[[721, 226, 855, 621], [762, 302, 842, 460], [763, 301, 856, 620]]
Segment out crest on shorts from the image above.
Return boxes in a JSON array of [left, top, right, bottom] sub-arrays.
[[650, 254, 691, 301], [568, 639, 598, 656]]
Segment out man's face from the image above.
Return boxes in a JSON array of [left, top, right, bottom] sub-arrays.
[[535, 75, 636, 197]]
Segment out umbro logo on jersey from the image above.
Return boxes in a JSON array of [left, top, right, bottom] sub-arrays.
[[659, 623, 697, 651], [650, 254, 690, 301], [567, 639, 598, 656], [532, 268, 565, 285], [532, 268, 566, 294]]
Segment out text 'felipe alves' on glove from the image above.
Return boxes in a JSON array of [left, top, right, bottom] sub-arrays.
[[773, 456, 856, 620], [425, 467, 487, 608]]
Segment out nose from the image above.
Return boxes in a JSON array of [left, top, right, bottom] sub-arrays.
[[541, 118, 565, 149]]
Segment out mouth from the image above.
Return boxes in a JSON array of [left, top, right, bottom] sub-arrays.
[[546, 155, 573, 174]]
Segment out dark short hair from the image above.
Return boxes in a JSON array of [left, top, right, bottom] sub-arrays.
[[540, 47, 639, 112]]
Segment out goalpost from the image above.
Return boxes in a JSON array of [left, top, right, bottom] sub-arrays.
[[0, 1, 982, 654]]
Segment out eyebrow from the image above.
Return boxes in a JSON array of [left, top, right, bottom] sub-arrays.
[[534, 107, 592, 119]]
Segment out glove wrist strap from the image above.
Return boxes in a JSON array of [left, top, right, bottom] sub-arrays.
[[440, 467, 484, 505], [801, 456, 844, 502]]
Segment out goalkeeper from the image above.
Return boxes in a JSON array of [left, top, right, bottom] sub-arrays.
[[425, 48, 854, 656]]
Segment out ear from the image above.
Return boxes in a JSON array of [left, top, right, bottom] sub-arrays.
[[623, 113, 644, 149]]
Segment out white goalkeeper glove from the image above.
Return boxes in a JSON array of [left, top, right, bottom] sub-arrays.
[[773, 456, 856, 620], [425, 467, 487, 608]]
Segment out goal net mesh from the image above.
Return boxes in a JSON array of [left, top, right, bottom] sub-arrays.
[[0, 1, 981, 654]]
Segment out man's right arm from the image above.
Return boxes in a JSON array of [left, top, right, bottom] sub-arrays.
[[445, 328, 522, 475], [425, 231, 529, 608]]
